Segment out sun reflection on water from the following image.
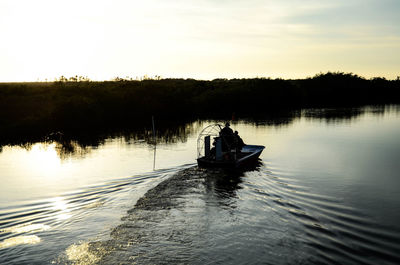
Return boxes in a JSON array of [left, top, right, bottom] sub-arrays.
[[0, 223, 49, 249], [0, 223, 50, 234], [29, 143, 62, 176], [51, 197, 72, 221], [0, 235, 41, 249]]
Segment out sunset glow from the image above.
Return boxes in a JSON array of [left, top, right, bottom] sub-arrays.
[[1, 0, 399, 81]]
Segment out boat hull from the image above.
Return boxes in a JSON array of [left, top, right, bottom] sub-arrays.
[[197, 145, 265, 169]]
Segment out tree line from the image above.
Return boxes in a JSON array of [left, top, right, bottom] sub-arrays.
[[0, 72, 399, 142]]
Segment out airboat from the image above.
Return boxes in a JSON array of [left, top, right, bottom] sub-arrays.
[[197, 124, 265, 168]]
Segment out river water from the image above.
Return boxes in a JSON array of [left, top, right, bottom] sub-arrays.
[[0, 106, 400, 264]]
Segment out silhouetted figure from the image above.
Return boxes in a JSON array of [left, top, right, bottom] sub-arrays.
[[220, 122, 233, 136], [234, 130, 245, 152], [220, 122, 234, 152], [210, 137, 218, 157]]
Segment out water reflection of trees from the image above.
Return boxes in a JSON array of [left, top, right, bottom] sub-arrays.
[[0, 122, 198, 159], [52, 125, 197, 159], [0, 106, 397, 159], [301, 105, 392, 123], [54, 140, 92, 159], [241, 105, 395, 127]]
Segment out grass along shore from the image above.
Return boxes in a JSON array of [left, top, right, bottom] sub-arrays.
[[0, 72, 399, 143]]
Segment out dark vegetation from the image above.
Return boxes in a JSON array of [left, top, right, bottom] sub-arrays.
[[0, 72, 399, 148]]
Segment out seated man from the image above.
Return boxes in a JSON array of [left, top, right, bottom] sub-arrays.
[[220, 122, 234, 151], [234, 130, 245, 151], [220, 122, 233, 136]]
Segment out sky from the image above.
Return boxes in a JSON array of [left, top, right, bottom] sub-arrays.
[[0, 0, 399, 81]]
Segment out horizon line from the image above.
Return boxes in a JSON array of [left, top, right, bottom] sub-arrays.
[[0, 71, 399, 83]]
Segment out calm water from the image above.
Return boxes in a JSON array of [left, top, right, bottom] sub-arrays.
[[1, 106, 400, 264]]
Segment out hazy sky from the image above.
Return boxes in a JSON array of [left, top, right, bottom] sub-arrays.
[[1, 0, 399, 81]]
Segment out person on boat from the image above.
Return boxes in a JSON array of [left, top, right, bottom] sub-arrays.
[[220, 122, 234, 151], [234, 130, 245, 151], [221, 122, 233, 136]]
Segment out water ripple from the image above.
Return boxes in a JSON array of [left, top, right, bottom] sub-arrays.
[[0, 165, 193, 252], [253, 166, 400, 265]]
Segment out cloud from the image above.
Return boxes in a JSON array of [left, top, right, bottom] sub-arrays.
[[284, 0, 400, 38], [0, 0, 399, 80]]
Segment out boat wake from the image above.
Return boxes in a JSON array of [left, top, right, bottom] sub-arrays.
[[0, 165, 193, 264], [60, 167, 217, 264], [54, 165, 400, 264]]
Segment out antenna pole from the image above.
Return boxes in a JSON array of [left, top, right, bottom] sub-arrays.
[[152, 116, 156, 170]]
